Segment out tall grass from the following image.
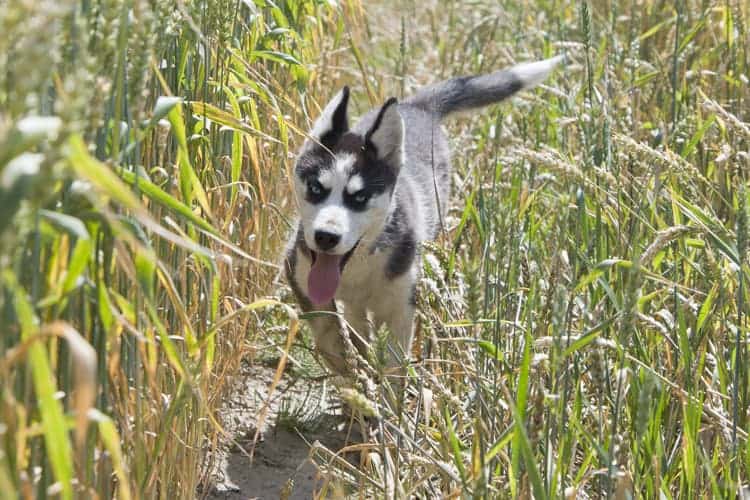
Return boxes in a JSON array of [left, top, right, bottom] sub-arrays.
[[3, 0, 749, 498], [0, 0, 356, 497], [303, 0, 750, 497]]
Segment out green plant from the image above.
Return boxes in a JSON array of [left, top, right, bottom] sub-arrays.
[[0, 0, 352, 496], [313, 0, 750, 497]]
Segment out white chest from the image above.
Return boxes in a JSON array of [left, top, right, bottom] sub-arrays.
[[335, 248, 389, 304]]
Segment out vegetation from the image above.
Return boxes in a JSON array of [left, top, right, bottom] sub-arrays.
[[0, 0, 352, 496], [1, 0, 749, 498]]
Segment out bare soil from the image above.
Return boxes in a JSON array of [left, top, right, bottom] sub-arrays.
[[204, 363, 356, 500]]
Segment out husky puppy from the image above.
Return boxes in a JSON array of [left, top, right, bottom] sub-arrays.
[[285, 56, 562, 374]]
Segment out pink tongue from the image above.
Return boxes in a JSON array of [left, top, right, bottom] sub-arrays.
[[308, 253, 343, 305]]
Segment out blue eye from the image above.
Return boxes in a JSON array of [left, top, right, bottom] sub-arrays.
[[308, 180, 323, 195], [345, 189, 371, 211], [305, 179, 329, 203], [353, 191, 369, 204]]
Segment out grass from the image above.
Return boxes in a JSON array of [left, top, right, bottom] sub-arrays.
[[301, 0, 750, 498], [0, 0, 749, 498], [0, 0, 356, 497]]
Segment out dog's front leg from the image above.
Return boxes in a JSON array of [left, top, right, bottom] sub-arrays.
[[371, 277, 416, 371], [293, 296, 349, 375], [343, 302, 372, 358], [371, 283, 415, 415], [383, 303, 415, 370], [308, 302, 352, 375]]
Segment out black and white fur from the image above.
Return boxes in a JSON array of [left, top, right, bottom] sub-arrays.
[[285, 56, 563, 374]]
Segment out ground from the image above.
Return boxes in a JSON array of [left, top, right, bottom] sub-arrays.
[[204, 363, 358, 499]]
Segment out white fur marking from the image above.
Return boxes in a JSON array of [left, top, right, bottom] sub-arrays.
[[513, 55, 564, 90], [317, 169, 333, 188], [346, 174, 364, 193], [310, 88, 347, 140], [334, 154, 356, 177], [368, 105, 404, 163], [310, 114, 332, 142]]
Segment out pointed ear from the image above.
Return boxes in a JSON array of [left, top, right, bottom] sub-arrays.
[[364, 98, 403, 164], [308, 87, 350, 148]]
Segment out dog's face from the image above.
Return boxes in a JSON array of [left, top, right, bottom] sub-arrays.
[[293, 88, 404, 304]]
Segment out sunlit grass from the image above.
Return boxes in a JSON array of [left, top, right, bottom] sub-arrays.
[[303, 0, 750, 497], [2, 0, 749, 498], [0, 0, 355, 496]]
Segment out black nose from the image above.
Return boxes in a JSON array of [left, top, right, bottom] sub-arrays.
[[314, 230, 341, 251]]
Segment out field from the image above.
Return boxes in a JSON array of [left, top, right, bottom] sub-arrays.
[[1, 0, 749, 498]]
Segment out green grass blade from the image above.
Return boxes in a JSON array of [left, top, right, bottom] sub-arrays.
[[3, 272, 73, 500]]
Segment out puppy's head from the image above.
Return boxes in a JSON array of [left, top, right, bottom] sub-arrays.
[[293, 88, 404, 305]]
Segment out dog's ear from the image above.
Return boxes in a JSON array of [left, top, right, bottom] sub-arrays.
[[308, 87, 350, 149], [364, 98, 403, 165]]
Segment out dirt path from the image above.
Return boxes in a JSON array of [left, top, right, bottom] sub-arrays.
[[204, 363, 357, 499], [209, 426, 331, 499]]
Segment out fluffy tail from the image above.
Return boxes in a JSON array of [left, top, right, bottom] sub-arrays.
[[404, 55, 564, 119]]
